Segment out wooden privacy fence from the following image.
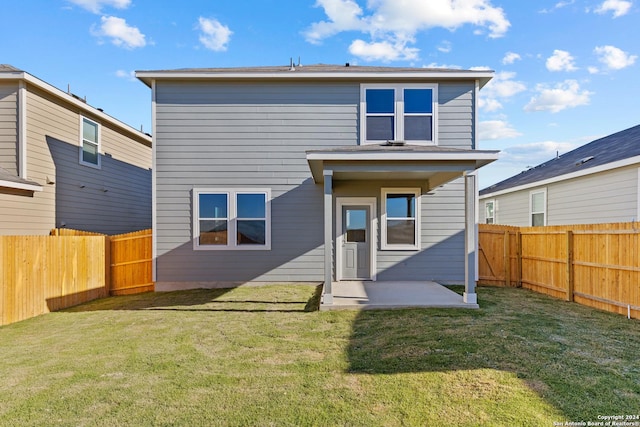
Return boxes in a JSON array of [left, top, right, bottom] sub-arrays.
[[479, 222, 640, 320], [1, 228, 152, 326]]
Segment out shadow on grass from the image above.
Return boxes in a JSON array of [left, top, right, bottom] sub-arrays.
[[346, 286, 640, 420], [64, 284, 323, 313]]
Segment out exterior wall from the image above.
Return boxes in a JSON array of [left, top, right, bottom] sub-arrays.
[[0, 82, 18, 174], [154, 80, 474, 288], [0, 83, 151, 235], [480, 165, 639, 226]]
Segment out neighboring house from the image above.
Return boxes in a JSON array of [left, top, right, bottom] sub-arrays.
[[136, 64, 498, 305], [0, 64, 152, 235], [479, 124, 640, 226]]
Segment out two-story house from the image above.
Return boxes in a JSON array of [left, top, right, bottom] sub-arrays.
[[0, 64, 152, 235], [136, 64, 498, 307]]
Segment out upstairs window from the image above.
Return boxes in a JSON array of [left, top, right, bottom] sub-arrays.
[[80, 117, 100, 168], [485, 200, 495, 224], [194, 188, 271, 250], [530, 190, 546, 226], [362, 84, 437, 145]]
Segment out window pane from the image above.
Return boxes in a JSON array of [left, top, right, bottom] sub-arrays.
[[486, 202, 494, 218], [199, 220, 228, 245], [404, 116, 432, 141], [238, 220, 266, 245], [531, 192, 544, 212], [200, 194, 227, 218], [237, 193, 265, 218], [366, 116, 394, 141], [346, 209, 367, 243], [404, 89, 432, 113], [83, 119, 98, 143], [366, 89, 394, 114], [387, 220, 416, 245], [386, 194, 415, 218], [532, 213, 545, 227], [82, 142, 98, 165]]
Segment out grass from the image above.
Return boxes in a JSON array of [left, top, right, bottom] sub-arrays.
[[0, 285, 639, 426]]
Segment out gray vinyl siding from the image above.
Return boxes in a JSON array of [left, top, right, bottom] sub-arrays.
[[0, 83, 18, 174], [548, 166, 638, 224], [438, 83, 474, 149], [155, 82, 358, 285], [0, 84, 151, 235], [155, 80, 474, 287], [481, 165, 639, 226]]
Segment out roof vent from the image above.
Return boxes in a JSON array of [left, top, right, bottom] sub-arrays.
[[345, 62, 350, 67], [576, 156, 594, 166], [384, 140, 406, 146]]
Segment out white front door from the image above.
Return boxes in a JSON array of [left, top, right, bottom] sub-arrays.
[[341, 205, 370, 280]]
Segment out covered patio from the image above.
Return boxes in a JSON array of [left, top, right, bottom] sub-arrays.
[[320, 280, 477, 310], [307, 143, 499, 310]]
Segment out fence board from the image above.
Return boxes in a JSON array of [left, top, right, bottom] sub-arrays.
[[109, 229, 153, 296], [479, 222, 640, 320], [0, 235, 107, 326]]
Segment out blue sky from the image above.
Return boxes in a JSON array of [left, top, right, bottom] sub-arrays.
[[2, 0, 638, 188]]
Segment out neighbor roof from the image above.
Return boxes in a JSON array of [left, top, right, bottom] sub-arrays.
[[0, 64, 151, 146], [480, 124, 640, 197], [0, 166, 42, 192], [136, 63, 494, 88]]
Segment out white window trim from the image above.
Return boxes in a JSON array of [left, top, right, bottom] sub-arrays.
[[336, 197, 378, 281], [381, 187, 421, 250], [79, 116, 101, 169], [193, 188, 271, 251], [529, 188, 547, 226], [360, 83, 438, 146], [485, 199, 496, 224]]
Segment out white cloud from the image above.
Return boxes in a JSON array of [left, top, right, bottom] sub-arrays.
[[437, 40, 452, 53], [594, 45, 637, 70], [67, 0, 130, 13], [540, 0, 575, 13], [197, 17, 232, 52], [588, 66, 600, 74], [500, 140, 580, 166], [546, 49, 578, 72], [479, 71, 526, 111], [93, 16, 146, 49], [524, 80, 592, 113], [349, 39, 419, 61], [304, 0, 510, 61], [115, 69, 136, 81], [594, 0, 632, 17], [502, 52, 521, 65], [424, 63, 463, 69], [479, 120, 522, 140]]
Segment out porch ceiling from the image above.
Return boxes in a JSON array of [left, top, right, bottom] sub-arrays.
[[306, 144, 499, 189]]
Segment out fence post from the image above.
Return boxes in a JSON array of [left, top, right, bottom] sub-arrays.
[[516, 231, 522, 288], [104, 235, 111, 297], [504, 231, 511, 287], [566, 230, 574, 302]]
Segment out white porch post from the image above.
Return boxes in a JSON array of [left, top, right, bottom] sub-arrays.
[[464, 172, 478, 304], [323, 170, 333, 304]]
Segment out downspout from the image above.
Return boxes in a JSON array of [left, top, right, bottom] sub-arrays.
[[151, 79, 157, 283]]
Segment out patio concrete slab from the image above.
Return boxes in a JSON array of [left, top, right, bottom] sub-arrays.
[[320, 281, 479, 310]]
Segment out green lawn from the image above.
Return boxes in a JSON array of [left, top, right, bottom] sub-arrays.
[[0, 285, 638, 426]]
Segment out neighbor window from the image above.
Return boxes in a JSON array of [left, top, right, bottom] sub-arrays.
[[361, 84, 437, 144], [530, 190, 546, 226], [381, 188, 421, 250], [80, 117, 100, 168], [194, 188, 271, 250], [485, 200, 495, 224]]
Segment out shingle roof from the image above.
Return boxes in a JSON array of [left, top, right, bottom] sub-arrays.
[[0, 64, 22, 72], [480, 124, 640, 195], [0, 166, 41, 188], [137, 63, 485, 74]]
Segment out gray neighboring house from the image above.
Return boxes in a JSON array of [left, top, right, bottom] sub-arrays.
[[479, 124, 640, 226], [136, 64, 498, 305], [0, 64, 152, 235]]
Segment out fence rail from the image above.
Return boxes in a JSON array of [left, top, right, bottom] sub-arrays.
[[1, 228, 153, 326], [479, 222, 640, 320]]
